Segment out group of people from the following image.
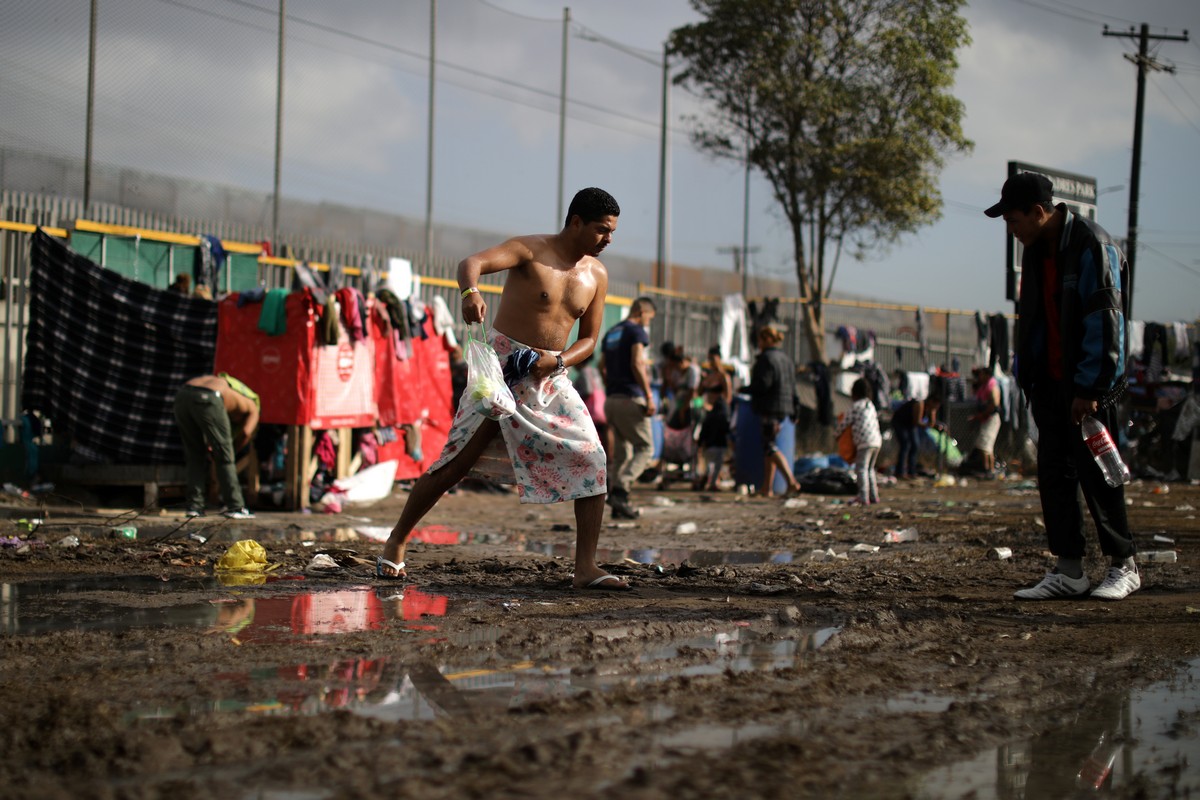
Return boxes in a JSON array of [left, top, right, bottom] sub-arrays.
[[186, 175, 1143, 602]]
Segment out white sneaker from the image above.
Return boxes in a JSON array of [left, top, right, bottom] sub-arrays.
[[1090, 564, 1141, 601], [1014, 570, 1090, 600], [222, 507, 256, 520]]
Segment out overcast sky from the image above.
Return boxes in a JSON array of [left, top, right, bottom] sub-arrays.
[[1, 0, 1198, 323]]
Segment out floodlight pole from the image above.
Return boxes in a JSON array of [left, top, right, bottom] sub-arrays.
[[424, 0, 437, 271], [271, 0, 285, 249], [83, 0, 98, 214]]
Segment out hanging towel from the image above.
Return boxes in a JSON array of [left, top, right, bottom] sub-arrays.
[[258, 288, 290, 336]]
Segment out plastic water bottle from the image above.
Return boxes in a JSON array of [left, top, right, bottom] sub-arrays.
[[1081, 416, 1130, 487]]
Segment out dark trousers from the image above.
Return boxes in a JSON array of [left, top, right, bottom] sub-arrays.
[[1030, 383, 1134, 560], [174, 385, 244, 511], [893, 423, 921, 476]]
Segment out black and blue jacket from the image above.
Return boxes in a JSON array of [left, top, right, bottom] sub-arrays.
[[1014, 204, 1130, 407]]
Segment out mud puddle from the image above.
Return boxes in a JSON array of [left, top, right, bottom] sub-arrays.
[[132, 624, 839, 723], [914, 658, 1200, 798]]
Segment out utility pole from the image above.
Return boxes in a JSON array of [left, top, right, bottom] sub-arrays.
[[1103, 23, 1189, 315], [717, 245, 760, 297]]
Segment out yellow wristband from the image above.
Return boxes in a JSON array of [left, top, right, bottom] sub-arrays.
[[461, 287, 479, 299]]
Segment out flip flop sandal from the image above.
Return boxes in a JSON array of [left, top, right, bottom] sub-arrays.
[[375, 557, 406, 580], [581, 574, 631, 591]]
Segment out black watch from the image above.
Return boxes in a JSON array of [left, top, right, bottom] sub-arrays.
[[555, 354, 565, 373]]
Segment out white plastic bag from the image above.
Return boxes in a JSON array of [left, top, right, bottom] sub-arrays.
[[465, 325, 516, 420]]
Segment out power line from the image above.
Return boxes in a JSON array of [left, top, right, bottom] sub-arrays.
[[1152, 77, 1200, 138], [1140, 243, 1200, 281], [1012, 0, 1109, 26], [472, 0, 559, 25], [1168, 73, 1200, 117], [151, 0, 688, 145]]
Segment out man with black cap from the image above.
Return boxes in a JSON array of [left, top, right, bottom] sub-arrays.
[[985, 171, 1139, 601]]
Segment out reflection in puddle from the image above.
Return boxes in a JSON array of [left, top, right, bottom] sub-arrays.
[[913, 658, 1200, 798], [131, 624, 839, 723], [525, 542, 795, 567], [1, 575, 222, 635], [0, 578, 448, 638]]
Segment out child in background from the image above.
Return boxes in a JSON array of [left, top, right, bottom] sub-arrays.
[[837, 378, 883, 505], [695, 379, 731, 490]]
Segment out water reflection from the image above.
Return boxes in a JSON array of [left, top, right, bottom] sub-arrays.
[[914, 658, 1200, 799], [131, 624, 839, 723], [1, 578, 449, 638], [524, 543, 795, 567]]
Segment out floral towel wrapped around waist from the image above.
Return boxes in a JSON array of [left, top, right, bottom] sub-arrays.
[[430, 329, 606, 504]]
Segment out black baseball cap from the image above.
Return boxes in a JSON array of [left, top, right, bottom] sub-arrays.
[[983, 172, 1054, 218]]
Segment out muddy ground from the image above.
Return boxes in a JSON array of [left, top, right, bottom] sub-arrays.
[[1, 471, 1198, 800]]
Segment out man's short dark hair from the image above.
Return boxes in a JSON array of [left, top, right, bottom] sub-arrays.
[[566, 187, 620, 227], [630, 296, 656, 316]]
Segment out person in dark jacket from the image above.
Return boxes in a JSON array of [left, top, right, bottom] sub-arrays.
[[986, 171, 1138, 601], [749, 325, 802, 498]]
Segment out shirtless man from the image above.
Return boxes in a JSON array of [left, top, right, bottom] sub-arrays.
[[379, 187, 628, 590], [173, 373, 260, 519]]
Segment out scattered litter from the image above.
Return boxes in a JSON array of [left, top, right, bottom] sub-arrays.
[[987, 547, 1013, 561], [652, 496, 676, 507], [809, 547, 847, 561], [187, 533, 208, 544], [304, 553, 341, 574], [882, 527, 919, 544], [0, 536, 24, 548], [783, 498, 808, 509], [16, 518, 42, 533], [2, 482, 30, 498], [55, 535, 80, 548], [607, 521, 636, 528], [1152, 534, 1175, 544], [111, 527, 137, 540], [1141, 551, 1177, 563], [675, 522, 698, 535], [1151, 484, 1170, 495], [1176, 504, 1195, 512], [550, 523, 572, 532], [1034, 516, 1046, 529], [216, 540, 279, 574], [850, 543, 880, 554], [874, 508, 902, 520], [778, 605, 803, 625], [1187, 606, 1200, 614], [748, 582, 789, 595]]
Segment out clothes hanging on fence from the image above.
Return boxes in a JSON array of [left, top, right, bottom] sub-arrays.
[[429, 295, 458, 349], [1128, 320, 1145, 361], [807, 360, 833, 426], [1143, 322, 1169, 383], [974, 312, 990, 366], [24, 230, 217, 463], [988, 314, 1010, 372], [193, 234, 227, 290], [258, 288, 289, 335], [1172, 322, 1190, 359]]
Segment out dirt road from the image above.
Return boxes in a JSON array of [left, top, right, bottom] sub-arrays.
[[2, 475, 1198, 799]]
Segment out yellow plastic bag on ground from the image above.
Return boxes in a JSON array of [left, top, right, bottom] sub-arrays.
[[215, 540, 278, 574]]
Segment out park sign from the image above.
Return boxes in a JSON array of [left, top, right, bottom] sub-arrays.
[[1004, 160, 1098, 303]]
